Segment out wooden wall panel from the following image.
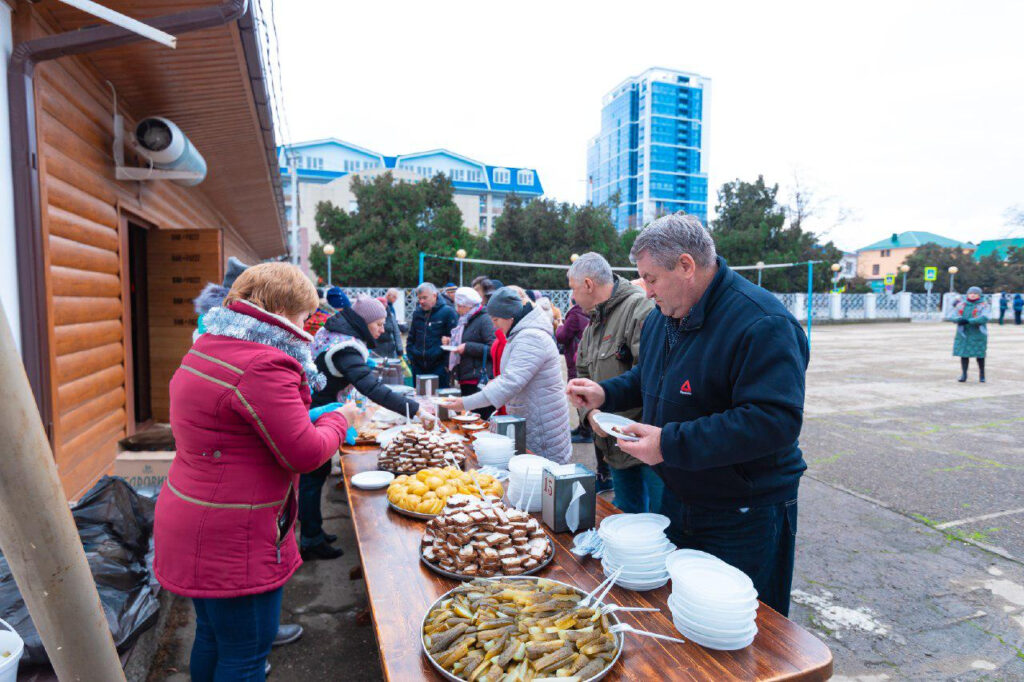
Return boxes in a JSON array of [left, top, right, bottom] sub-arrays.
[[29, 11, 257, 499]]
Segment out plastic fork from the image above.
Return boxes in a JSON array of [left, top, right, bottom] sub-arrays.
[[580, 566, 622, 608], [608, 622, 687, 645], [599, 604, 661, 616]]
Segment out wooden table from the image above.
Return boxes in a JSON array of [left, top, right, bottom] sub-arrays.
[[341, 444, 833, 681]]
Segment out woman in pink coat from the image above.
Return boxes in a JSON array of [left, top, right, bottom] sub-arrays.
[[154, 263, 358, 682]]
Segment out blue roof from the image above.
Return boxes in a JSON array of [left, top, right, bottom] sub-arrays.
[[857, 231, 972, 252], [279, 139, 543, 195], [973, 238, 1024, 261]]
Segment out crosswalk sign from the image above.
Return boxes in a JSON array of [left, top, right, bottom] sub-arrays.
[[884, 274, 895, 286], [924, 266, 937, 282]]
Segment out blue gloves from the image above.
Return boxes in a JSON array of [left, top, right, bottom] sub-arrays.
[[309, 402, 344, 423], [310, 402, 359, 445]]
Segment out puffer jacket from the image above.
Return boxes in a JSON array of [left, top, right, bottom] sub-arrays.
[[555, 303, 589, 379], [576, 276, 654, 469], [453, 308, 496, 385], [154, 300, 348, 599], [375, 297, 404, 358], [311, 309, 419, 414], [463, 305, 571, 463]]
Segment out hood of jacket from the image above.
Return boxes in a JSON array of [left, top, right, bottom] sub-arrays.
[[507, 303, 553, 341], [590, 276, 644, 325]]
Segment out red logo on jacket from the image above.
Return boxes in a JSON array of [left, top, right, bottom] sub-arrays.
[[680, 380, 692, 396]]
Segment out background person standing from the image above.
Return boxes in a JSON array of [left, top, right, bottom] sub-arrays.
[[407, 282, 458, 388], [568, 253, 659, 512], [948, 286, 989, 383]]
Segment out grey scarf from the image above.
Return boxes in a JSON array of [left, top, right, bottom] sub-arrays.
[[202, 305, 327, 392]]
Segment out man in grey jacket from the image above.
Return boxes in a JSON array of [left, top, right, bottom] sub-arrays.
[[446, 287, 571, 463]]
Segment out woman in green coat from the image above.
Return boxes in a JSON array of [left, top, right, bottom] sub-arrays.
[[947, 286, 989, 382]]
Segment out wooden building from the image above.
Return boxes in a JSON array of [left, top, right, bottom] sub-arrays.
[[6, 0, 286, 499]]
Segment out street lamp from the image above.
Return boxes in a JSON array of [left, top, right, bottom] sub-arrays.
[[570, 253, 580, 263], [830, 263, 841, 292], [756, 261, 765, 288], [456, 248, 467, 285], [948, 265, 959, 293], [323, 243, 335, 286], [899, 264, 910, 292]]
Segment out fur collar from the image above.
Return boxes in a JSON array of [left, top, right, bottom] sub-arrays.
[[202, 303, 326, 391]]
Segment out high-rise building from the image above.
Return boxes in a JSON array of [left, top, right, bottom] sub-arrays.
[[587, 67, 710, 231]]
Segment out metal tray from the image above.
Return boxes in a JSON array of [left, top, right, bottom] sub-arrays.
[[387, 500, 437, 520], [419, 544, 554, 581], [420, 576, 624, 682]]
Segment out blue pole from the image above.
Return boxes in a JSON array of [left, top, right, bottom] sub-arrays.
[[806, 261, 814, 350], [418, 252, 425, 285]]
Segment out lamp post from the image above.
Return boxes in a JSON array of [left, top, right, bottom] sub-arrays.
[[570, 253, 580, 263], [456, 248, 467, 285], [948, 265, 959, 293], [756, 261, 765, 288], [830, 263, 841, 292], [899, 264, 910, 292], [323, 243, 335, 287]]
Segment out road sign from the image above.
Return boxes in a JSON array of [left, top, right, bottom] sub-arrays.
[[884, 274, 896, 286], [924, 266, 937, 282]]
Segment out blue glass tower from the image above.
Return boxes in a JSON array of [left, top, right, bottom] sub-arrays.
[[587, 68, 710, 231]]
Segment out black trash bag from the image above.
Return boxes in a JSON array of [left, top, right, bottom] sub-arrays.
[[0, 476, 160, 667]]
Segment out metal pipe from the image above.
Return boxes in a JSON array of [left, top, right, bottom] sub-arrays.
[[0, 298, 125, 681], [8, 0, 252, 434]]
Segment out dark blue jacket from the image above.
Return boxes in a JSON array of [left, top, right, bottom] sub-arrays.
[[407, 299, 458, 368], [601, 258, 809, 509]]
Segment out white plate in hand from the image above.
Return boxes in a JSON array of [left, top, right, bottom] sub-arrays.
[[440, 345, 459, 351], [592, 413, 641, 441]]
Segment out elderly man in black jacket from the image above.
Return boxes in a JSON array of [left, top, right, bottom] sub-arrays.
[[407, 282, 458, 389], [567, 212, 809, 616]]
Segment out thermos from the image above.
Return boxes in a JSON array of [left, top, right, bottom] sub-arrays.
[[490, 415, 526, 454], [415, 374, 439, 396], [435, 388, 462, 421]]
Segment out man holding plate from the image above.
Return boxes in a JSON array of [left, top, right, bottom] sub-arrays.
[[566, 213, 809, 616]]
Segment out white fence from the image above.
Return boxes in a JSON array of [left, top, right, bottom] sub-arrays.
[[335, 288, 1015, 324]]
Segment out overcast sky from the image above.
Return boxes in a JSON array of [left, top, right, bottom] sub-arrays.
[[275, 0, 1023, 252]]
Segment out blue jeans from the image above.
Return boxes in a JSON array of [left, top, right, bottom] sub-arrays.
[[659, 495, 798, 616], [609, 465, 665, 514], [191, 587, 282, 681], [298, 461, 331, 548]]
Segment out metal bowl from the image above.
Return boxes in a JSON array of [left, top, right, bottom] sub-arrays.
[[420, 576, 625, 682], [419, 544, 555, 581]]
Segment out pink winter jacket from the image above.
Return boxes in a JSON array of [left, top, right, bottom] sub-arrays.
[[154, 300, 348, 598]]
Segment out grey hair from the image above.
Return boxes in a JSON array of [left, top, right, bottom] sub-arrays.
[[567, 252, 614, 287], [416, 282, 437, 296], [629, 212, 717, 269], [386, 287, 400, 297]]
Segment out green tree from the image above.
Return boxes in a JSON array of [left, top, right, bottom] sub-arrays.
[[710, 176, 843, 291], [309, 172, 483, 287], [483, 197, 630, 289], [901, 245, 1022, 293]]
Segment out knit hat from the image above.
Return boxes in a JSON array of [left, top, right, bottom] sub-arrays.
[[222, 257, 249, 289], [454, 286, 482, 307], [351, 296, 387, 324], [326, 287, 350, 310], [966, 286, 982, 300], [487, 287, 525, 319]]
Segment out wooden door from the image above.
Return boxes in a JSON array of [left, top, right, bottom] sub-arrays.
[[145, 229, 222, 421]]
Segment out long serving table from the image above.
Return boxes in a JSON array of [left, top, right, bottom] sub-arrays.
[[340, 439, 833, 681]]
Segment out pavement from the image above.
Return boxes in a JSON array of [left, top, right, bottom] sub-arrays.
[[147, 321, 1024, 681]]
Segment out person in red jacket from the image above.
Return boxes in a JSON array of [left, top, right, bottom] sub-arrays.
[[154, 262, 360, 682]]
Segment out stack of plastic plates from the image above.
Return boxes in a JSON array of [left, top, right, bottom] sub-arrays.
[[597, 513, 674, 591], [665, 549, 758, 650], [506, 455, 555, 512], [471, 433, 516, 469]]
